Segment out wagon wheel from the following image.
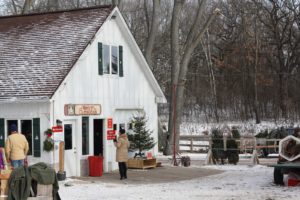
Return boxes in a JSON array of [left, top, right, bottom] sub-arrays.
[[274, 167, 284, 185]]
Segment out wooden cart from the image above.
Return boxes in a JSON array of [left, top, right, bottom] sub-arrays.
[[269, 162, 300, 185], [127, 158, 157, 169]]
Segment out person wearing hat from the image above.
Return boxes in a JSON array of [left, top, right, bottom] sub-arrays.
[[5, 124, 29, 168], [114, 129, 130, 180]]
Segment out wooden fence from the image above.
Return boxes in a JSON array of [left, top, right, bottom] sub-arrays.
[[179, 135, 281, 154]]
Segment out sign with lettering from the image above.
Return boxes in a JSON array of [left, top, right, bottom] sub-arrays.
[[52, 126, 63, 133], [64, 104, 101, 116], [107, 130, 116, 140], [107, 118, 113, 129]]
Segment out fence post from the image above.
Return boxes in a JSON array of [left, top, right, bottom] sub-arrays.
[[190, 138, 193, 152], [223, 135, 227, 151], [205, 136, 213, 165], [251, 137, 259, 165]]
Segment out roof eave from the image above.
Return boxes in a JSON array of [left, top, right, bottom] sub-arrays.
[[0, 98, 50, 104]]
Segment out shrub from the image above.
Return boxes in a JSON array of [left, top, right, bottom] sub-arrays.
[[181, 156, 191, 167], [212, 129, 226, 164]]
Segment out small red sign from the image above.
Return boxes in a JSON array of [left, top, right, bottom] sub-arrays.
[[107, 130, 116, 140], [147, 152, 153, 159], [107, 118, 113, 129], [52, 126, 63, 133]]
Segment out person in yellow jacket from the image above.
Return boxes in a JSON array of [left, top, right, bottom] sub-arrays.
[[5, 124, 29, 168], [114, 129, 130, 180]]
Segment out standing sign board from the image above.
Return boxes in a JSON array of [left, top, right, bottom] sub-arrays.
[[107, 130, 116, 140], [52, 125, 64, 142], [52, 126, 63, 133]]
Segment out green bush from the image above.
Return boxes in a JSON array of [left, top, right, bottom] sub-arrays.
[[228, 128, 240, 164], [212, 129, 226, 164], [227, 139, 239, 164], [212, 128, 240, 165]]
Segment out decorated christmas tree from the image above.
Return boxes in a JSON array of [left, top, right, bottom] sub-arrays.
[[127, 113, 155, 158]]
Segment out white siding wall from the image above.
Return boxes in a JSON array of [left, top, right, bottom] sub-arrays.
[[0, 102, 51, 164], [52, 15, 159, 174]]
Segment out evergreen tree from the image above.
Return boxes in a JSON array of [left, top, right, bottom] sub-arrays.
[[212, 128, 240, 165], [227, 128, 240, 165], [212, 129, 226, 164], [128, 113, 155, 158]]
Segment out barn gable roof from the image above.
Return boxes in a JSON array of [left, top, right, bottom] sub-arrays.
[[0, 6, 114, 102]]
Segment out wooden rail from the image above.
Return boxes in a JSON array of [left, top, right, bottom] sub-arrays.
[[179, 135, 281, 153]]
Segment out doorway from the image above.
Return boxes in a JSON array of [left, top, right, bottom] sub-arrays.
[[7, 120, 18, 135], [21, 120, 32, 155], [93, 119, 103, 156], [64, 121, 77, 177]]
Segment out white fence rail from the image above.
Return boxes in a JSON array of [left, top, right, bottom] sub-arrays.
[[179, 135, 281, 154]]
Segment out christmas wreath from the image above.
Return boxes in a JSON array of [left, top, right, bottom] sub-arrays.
[[43, 129, 54, 152]]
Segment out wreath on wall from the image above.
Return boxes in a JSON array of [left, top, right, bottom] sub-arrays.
[[43, 129, 54, 152]]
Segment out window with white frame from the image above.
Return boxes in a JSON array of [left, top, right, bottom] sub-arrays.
[[98, 43, 123, 77]]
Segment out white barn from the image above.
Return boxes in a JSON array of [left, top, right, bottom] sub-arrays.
[[0, 6, 166, 177]]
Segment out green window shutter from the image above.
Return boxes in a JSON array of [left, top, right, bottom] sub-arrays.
[[119, 45, 123, 77], [98, 42, 103, 75], [0, 119, 4, 147], [33, 118, 41, 157]]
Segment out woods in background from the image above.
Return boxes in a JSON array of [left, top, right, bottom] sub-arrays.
[[1, 0, 300, 151]]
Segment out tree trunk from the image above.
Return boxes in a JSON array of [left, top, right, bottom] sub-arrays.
[[164, 0, 183, 156], [204, 31, 219, 122], [11, 0, 18, 14], [112, 0, 122, 6], [164, 0, 220, 156], [47, 0, 59, 11], [22, 0, 32, 14], [144, 0, 160, 69], [279, 73, 288, 119], [144, 0, 150, 35], [253, 19, 260, 124]]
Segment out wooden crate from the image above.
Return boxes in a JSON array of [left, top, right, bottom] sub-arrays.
[[28, 184, 53, 200], [0, 180, 8, 196], [127, 158, 156, 169], [0, 170, 12, 180]]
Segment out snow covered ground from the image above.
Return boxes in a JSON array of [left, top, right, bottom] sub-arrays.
[[59, 158, 299, 200]]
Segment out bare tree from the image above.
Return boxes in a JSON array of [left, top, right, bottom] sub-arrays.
[[144, 0, 160, 69], [112, 0, 122, 6], [201, 30, 219, 123], [22, 0, 32, 14], [47, 0, 60, 11], [10, 0, 18, 13], [164, 0, 220, 156], [253, 16, 261, 124], [254, 0, 300, 119]]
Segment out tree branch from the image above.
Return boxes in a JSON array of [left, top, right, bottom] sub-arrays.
[[179, 8, 221, 81], [183, 0, 208, 54]]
